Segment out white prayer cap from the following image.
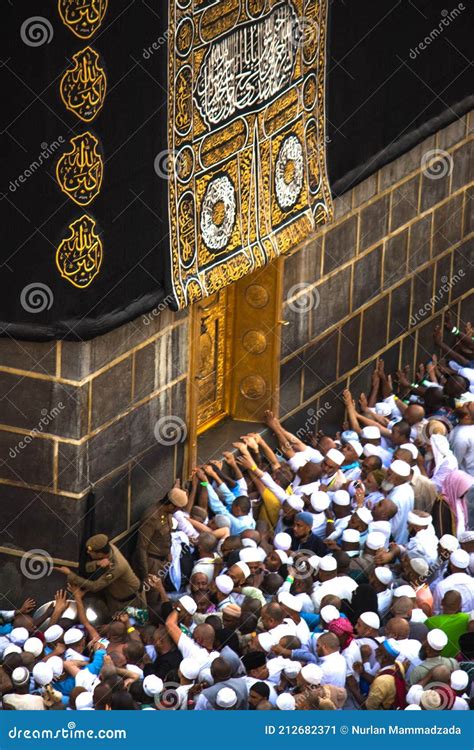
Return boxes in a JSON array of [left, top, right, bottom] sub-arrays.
[[143, 675, 163, 697], [355, 507, 373, 525], [286, 495, 305, 511], [451, 670, 469, 691], [361, 426, 381, 440], [32, 662, 53, 686], [276, 692, 296, 710], [63, 628, 84, 645], [278, 592, 302, 613], [301, 664, 323, 685], [366, 531, 386, 551], [258, 633, 275, 652], [405, 704, 422, 710], [11, 667, 30, 687], [3, 644, 22, 657], [216, 687, 237, 708], [275, 549, 289, 565], [310, 491, 330, 512], [76, 691, 94, 709], [427, 628, 448, 651], [333, 490, 351, 506], [274, 532, 292, 551], [235, 561, 251, 579], [308, 555, 321, 572], [409, 557, 429, 577], [363, 444, 384, 458], [407, 511, 432, 527], [178, 595, 197, 615], [191, 563, 214, 581], [420, 690, 442, 710], [320, 605, 340, 623], [23, 637, 43, 657], [394, 585, 416, 598], [342, 528, 360, 544], [319, 555, 337, 572], [48, 656, 64, 678], [458, 530, 474, 543], [347, 440, 363, 457], [368, 520, 391, 542], [374, 566, 393, 585], [215, 574, 234, 595], [180, 658, 200, 681], [406, 684, 423, 705], [375, 402, 392, 417], [283, 661, 302, 678], [439, 534, 459, 552], [44, 625, 64, 643], [360, 611, 380, 630], [239, 547, 261, 564], [75, 669, 99, 692], [325, 448, 344, 466], [9, 627, 29, 646], [450, 549, 470, 569], [241, 538, 257, 548], [390, 459, 411, 478], [400, 443, 418, 459]]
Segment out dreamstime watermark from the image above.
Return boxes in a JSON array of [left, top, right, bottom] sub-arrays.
[[142, 294, 174, 325], [9, 138, 64, 193], [142, 29, 171, 59], [20, 283, 54, 313], [20, 16, 54, 47], [8, 726, 126, 740], [154, 415, 187, 446], [295, 402, 332, 441], [409, 4, 465, 59], [9, 403, 65, 460], [20, 549, 54, 580], [421, 148, 453, 180], [291, 15, 320, 50], [409, 269, 465, 327], [287, 282, 321, 314], [154, 149, 188, 180]]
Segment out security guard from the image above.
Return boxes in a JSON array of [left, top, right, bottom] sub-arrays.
[[54, 534, 143, 615], [133, 487, 188, 579]]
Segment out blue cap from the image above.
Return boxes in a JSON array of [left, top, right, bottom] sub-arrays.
[[295, 511, 314, 527]]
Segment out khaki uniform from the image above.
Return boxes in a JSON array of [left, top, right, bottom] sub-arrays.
[[67, 543, 143, 614], [134, 503, 172, 578]]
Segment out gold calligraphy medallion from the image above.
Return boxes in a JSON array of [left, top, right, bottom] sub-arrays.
[[60, 47, 106, 122], [58, 0, 108, 38], [56, 214, 103, 288], [56, 132, 103, 206]]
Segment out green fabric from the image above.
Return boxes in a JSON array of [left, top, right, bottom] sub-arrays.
[[425, 613, 469, 657]]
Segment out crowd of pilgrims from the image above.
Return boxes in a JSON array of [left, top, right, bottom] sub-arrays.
[[1, 322, 473, 711]]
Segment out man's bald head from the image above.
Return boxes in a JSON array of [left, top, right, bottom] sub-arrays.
[[391, 596, 412, 618], [373, 497, 398, 521], [385, 617, 409, 640], [211, 657, 232, 682], [317, 632, 340, 655], [442, 590, 462, 614], [193, 624, 215, 649], [404, 404, 425, 425], [429, 665, 451, 685]]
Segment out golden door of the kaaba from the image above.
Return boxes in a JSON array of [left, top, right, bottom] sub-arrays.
[[189, 259, 284, 440]]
